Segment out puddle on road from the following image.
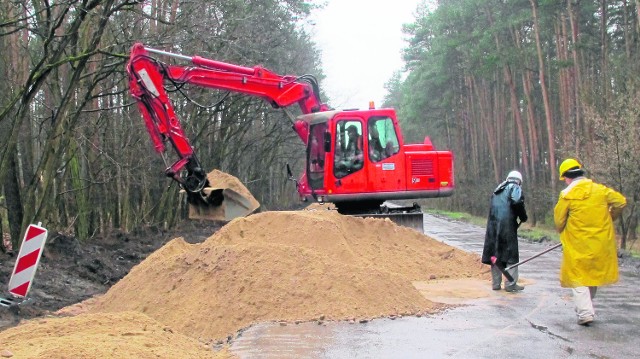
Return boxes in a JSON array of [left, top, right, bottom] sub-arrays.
[[230, 321, 338, 358], [230, 314, 485, 359], [413, 278, 491, 305]]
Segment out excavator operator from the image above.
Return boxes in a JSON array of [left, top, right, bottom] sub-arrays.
[[335, 125, 363, 176], [345, 125, 362, 157], [368, 122, 385, 162], [345, 125, 364, 165]]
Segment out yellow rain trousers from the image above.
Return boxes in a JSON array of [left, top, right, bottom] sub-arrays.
[[554, 178, 626, 288]]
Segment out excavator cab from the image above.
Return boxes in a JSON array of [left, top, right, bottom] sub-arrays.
[[294, 108, 454, 231]]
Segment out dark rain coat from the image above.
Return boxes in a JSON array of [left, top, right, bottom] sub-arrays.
[[482, 180, 528, 265]]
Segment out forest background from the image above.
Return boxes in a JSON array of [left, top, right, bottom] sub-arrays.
[[1, 0, 638, 251]]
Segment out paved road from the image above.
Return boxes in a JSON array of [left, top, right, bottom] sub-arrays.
[[230, 214, 640, 358]]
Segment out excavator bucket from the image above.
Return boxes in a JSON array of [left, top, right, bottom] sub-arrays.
[[188, 170, 260, 221]]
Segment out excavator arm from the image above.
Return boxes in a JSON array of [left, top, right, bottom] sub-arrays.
[[126, 43, 329, 218]]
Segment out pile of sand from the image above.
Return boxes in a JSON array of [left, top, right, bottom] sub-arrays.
[[0, 210, 488, 356], [0, 311, 233, 359], [89, 210, 485, 342]]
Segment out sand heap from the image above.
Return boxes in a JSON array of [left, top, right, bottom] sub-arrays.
[[87, 210, 486, 343], [0, 210, 488, 357], [0, 311, 233, 359]]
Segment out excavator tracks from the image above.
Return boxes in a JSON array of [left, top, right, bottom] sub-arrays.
[[337, 201, 425, 233], [351, 211, 424, 233]]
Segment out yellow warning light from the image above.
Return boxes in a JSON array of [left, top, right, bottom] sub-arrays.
[[369, 101, 375, 110], [440, 182, 449, 186]]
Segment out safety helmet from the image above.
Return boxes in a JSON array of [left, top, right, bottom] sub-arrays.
[[506, 170, 523, 184], [558, 158, 582, 180]]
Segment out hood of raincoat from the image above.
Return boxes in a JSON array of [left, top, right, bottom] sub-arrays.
[[559, 176, 591, 200]]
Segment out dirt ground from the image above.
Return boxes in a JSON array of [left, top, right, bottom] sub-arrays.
[[0, 220, 222, 328]]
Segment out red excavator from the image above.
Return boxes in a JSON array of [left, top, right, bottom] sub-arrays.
[[126, 43, 454, 230]]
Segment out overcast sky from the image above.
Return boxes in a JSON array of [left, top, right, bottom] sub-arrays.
[[308, 0, 422, 110]]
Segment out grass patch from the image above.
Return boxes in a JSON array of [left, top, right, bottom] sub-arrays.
[[621, 239, 640, 258], [425, 209, 486, 227], [517, 225, 559, 243]]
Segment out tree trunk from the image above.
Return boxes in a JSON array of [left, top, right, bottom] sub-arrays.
[[473, 77, 499, 183], [530, 0, 557, 188], [4, 153, 23, 249], [568, 0, 583, 153], [505, 65, 529, 178]]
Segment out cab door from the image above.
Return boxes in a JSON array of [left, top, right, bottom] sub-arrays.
[[306, 123, 328, 191], [364, 116, 406, 192], [330, 118, 367, 194]]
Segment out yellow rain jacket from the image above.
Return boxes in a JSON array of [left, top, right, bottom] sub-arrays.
[[554, 178, 626, 288]]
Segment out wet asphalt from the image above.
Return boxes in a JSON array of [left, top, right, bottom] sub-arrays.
[[230, 214, 640, 358]]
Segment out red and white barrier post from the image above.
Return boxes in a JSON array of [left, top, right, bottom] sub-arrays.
[[7, 222, 48, 298]]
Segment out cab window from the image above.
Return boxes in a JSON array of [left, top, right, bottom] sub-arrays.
[[367, 116, 399, 162], [334, 120, 363, 178]]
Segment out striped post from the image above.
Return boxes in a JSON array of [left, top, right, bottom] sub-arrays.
[[8, 223, 48, 298]]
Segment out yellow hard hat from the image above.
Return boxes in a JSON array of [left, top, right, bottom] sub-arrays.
[[559, 158, 581, 180]]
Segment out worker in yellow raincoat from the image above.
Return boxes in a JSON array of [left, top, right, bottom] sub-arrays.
[[554, 158, 626, 326]]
